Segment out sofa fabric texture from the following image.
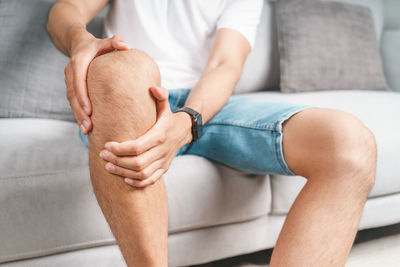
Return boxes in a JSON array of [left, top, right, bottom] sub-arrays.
[[277, 0, 388, 93], [0, 0, 103, 122]]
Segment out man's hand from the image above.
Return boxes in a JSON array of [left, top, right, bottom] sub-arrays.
[[65, 33, 130, 134], [99, 87, 193, 188]]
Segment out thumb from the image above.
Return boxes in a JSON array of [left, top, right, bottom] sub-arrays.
[[150, 86, 170, 118], [150, 86, 168, 101]]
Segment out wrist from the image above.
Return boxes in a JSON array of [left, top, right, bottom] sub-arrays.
[[174, 112, 193, 145], [68, 23, 94, 56]]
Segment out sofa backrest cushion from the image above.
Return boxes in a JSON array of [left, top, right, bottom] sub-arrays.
[[330, 0, 384, 39], [276, 0, 388, 93], [236, 0, 386, 94], [0, 0, 103, 121]]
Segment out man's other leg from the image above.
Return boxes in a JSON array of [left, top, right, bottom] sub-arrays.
[[87, 50, 168, 266], [271, 108, 377, 266]]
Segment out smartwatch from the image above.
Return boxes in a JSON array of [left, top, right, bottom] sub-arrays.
[[174, 107, 203, 142]]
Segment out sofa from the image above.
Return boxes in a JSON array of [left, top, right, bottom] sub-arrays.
[[1, 0, 399, 266]]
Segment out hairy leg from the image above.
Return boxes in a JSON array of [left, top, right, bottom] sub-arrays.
[[87, 50, 168, 266], [270, 108, 377, 266]]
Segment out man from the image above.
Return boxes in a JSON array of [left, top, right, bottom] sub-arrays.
[[47, 0, 377, 266]]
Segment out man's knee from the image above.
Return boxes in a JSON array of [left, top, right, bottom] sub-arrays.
[[87, 49, 161, 103], [283, 108, 377, 191], [87, 49, 161, 141]]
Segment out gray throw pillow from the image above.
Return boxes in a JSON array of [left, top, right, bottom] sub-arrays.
[[0, 0, 104, 121], [276, 0, 389, 93]]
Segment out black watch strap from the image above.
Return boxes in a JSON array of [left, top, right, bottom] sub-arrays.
[[174, 107, 203, 142]]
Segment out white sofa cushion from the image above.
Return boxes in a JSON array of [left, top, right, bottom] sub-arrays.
[[0, 119, 271, 263]]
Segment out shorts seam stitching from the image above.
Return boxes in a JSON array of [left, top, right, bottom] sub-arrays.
[[206, 105, 311, 131], [205, 121, 279, 131], [275, 131, 291, 175]]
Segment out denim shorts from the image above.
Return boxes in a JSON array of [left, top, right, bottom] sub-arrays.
[[79, 89, 311, 176]]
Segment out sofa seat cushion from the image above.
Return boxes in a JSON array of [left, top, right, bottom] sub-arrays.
[[243, 90, 400, 213], [0, 119, 271, 263]]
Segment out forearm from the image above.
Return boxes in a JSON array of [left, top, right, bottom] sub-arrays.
[[184, 64, 242, 123], [46, 0, 106, 56]]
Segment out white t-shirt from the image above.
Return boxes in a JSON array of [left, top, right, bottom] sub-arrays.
[[104, 0, 264, 89]]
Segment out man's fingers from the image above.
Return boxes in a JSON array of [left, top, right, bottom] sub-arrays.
[[110, 34, 125, 43], [103, 159, 163, 181], [96, 36, 130, 57], [69, 97, 92, 134], [100, 146, 165, 171], [110, 35, 130, 49], [111, 40, 130, 50], [71, 58, 92, 116], [65, 63, 92, 133], [105, 128, 165, 156], [150, 86, 171, 119], [124, 169, 165, 188], [150, 86, 169, 101]]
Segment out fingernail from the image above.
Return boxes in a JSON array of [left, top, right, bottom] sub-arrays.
[[80, 124, 86, 133], [83, 106, 90, 115], [105, 163, 115, 172], [105, 143, 112, 151], [125, 178, 134, 185], [117, 41, 129, 48], [157, 87, 168, 98], [99, 151, 108, 160], [82, 120, 89, 128]]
